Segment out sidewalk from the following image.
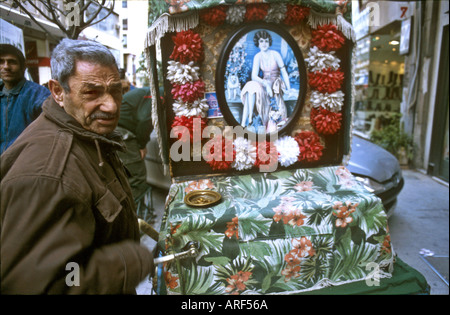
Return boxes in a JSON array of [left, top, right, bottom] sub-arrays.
[[388, 169, 449, 295]]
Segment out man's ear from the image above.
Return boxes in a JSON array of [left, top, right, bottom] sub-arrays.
[[48, 79, 65, 107]]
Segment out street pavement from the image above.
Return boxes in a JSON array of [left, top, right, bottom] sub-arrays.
[[388, 169, 449, 295], [138, 168, 449, 295]]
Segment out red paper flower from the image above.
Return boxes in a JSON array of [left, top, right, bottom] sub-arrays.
[[200, 6, 227, 26], [170, 30, 204, 64], [171, 79, 205, 103], [308, 68, 344, 94], [171, 115, 207, 143], [244, 4, 269, 22], [204, 136, 235, 171], [294, 131, 324, 162], [225, 216, 239, 239], [254, 141, 278, 168], [311, 24, 346, 52], [310, 107, 342, 135], [283, 5, 310, 25]]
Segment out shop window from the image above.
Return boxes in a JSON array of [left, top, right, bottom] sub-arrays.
[[354, 30, 405, 137]]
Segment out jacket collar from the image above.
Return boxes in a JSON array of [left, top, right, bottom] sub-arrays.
[[42, 96, 126, 152], [0, 78, 27, 96]]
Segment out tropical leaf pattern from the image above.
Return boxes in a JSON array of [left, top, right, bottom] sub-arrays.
[[157, 166, 394, 295]]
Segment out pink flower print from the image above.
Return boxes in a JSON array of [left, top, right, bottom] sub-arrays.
[[185, 179, 215, 193], [272, 196, 307, 227], [225, 271, 252, 295], [291, 237, 316, 258], [281, 264, 301, 282], [333, 201, 358, 228], [225, 216, 239, 239], [294, 181, 314, 192]]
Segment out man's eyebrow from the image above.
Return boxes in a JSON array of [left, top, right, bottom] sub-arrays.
[[110, 82, 123, 89], [82, 83, 103, 89], [0, 57, 19, 62], [82, 82, 122, 89]]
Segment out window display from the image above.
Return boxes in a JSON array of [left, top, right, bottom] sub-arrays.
[[354, 33, 405, 137]]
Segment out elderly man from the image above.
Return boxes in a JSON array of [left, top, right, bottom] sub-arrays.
[[1, 39, 154, 294], [0, 44, 51, 153]]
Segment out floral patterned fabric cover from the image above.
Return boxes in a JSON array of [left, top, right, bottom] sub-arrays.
[[157, 166, 394, 295]]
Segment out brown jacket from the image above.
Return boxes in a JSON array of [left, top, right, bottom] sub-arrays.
[[1, 97, 153, 294]]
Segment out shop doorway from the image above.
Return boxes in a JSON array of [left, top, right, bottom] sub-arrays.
[[429, 25, 449, 182]]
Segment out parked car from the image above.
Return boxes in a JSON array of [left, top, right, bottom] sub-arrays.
[[145, 131, 404, 217], [347, 133, 404, 217]]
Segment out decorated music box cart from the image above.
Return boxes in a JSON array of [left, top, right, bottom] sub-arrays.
[[143, 0, 429, 295]]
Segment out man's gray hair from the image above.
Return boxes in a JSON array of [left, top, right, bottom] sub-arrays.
[[51, 39, 118, 91]]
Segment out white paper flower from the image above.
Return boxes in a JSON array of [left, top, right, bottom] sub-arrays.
[[305, 46, 341, 72], [310, 90, 345, 112], [173, 98, 209, 118], [232, 137, 257, 171], [226, 6, 246, 25], [274, 136, 300, 167], [265, 3, 287, 23], [167, 60, 200, 85]]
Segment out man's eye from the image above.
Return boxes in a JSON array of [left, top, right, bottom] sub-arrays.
[[85, 90, 98, 95]]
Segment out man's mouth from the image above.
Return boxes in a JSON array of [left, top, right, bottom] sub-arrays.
[[90, 112, 117, 125]]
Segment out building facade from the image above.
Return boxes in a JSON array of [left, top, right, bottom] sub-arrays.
[[116, 0, 149, 87], [352, 0, 448, 183], [1, 0, 121, 85]]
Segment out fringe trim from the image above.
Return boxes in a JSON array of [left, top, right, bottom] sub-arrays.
[[270, 251, 396, 295], [145, 12, 199, 48], [145, 8, 354, 48], [342, 47, 356, 166], [268, 270, 394, 295], [308, 10, 355, 43], [144, 48, 170, 176]]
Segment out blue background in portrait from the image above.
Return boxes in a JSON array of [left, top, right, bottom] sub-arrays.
[[224, 29, 300, 129], [226, 30, 300, 93]]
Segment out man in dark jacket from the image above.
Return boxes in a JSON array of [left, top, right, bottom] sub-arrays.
[[116, 87, 154, 223], [0, 44, 51, 153], [0, 39, 154, 294]]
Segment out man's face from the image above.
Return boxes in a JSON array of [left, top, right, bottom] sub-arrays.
[[60, 60, 122, 135], [0, 53, 24, 87]]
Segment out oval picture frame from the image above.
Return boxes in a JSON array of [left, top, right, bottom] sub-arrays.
[[216, 23, 307, 139]]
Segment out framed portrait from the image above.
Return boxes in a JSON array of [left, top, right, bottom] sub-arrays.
[[216, 23, 307, 137]]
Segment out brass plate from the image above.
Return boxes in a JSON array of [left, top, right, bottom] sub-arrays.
[[184, 190, 222, 208]]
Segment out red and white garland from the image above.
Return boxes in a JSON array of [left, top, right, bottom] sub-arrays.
[[169, 5, 346, 171], [169, 30, 207, 144], [307, 24, 346, 136]]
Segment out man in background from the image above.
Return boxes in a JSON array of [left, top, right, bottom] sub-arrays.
[[0, 44, 50, 153], [116, 87, 155, 223]]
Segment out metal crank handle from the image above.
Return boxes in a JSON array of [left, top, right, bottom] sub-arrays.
[[154, 241, 200, 265]]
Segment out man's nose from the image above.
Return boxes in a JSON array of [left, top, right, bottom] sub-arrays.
[[100, 93, 120, 114]]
